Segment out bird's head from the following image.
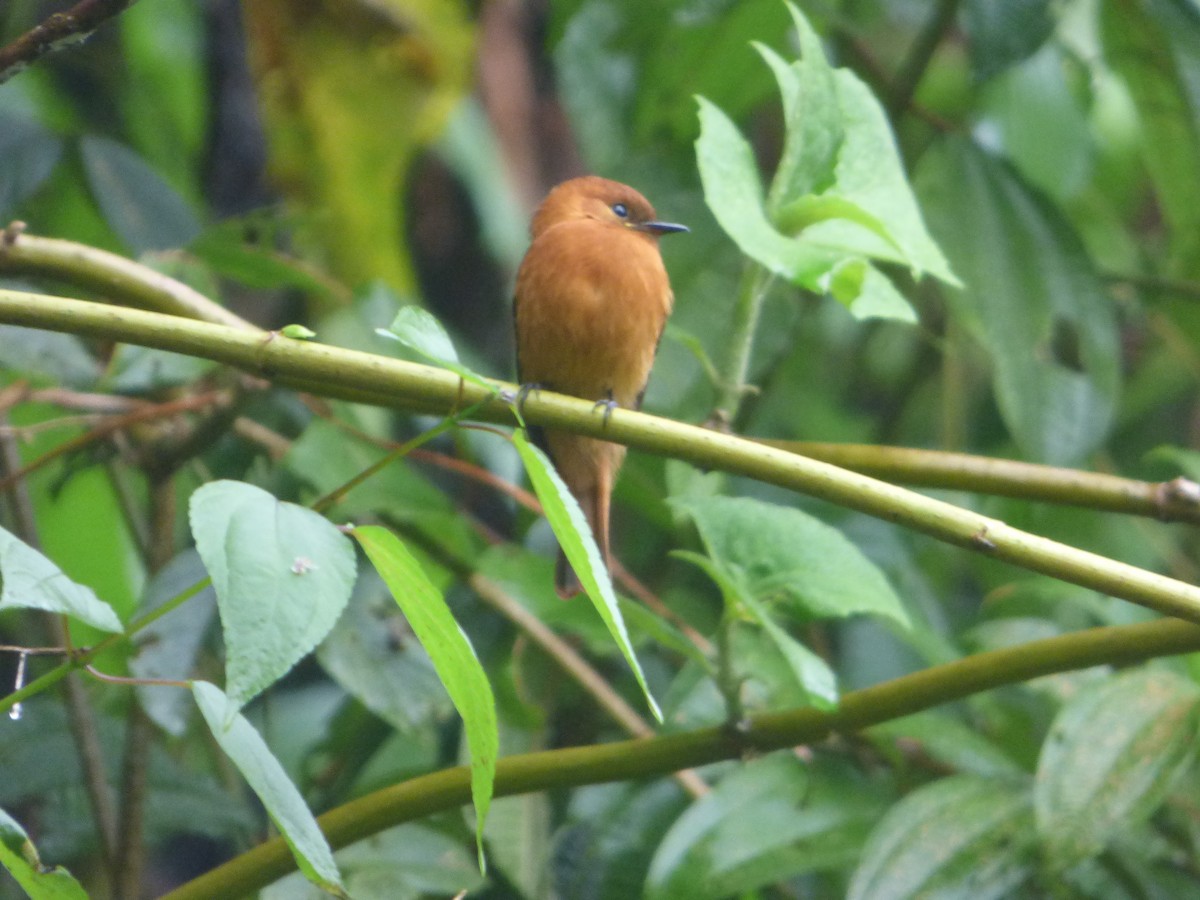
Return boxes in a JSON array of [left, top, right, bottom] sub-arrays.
[[531, 176, 689, 241]]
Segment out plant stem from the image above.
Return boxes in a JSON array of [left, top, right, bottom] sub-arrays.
[[710, 262, 774, 429], [887, 0, 961, 120]]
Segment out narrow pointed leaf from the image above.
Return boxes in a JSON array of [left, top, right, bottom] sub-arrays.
[[192, 681, 346, 895], [513, 429, 662, 721], [353, 525, 498, 867]]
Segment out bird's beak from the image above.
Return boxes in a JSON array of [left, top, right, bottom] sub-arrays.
[[636, 220, 689, 235]]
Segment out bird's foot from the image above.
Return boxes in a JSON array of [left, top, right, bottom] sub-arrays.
[[593, 392, 619, 425], [516, 382, 544, 414]]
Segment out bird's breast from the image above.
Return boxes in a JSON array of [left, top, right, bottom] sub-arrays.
[[515, 223, 673, 406]]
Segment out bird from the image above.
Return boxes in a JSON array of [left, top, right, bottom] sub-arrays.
[[514, 176, 687, 597]]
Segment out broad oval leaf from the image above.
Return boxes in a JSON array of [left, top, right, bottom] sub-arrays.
[[848, 775, 1037, 900], [188, 481, 356, 708], [0, 525, 122, 633], [79, 135, 202, 253], [1035, 667, 1200, 870], [646, 753, 817, 900], [916, 137, 1120, 465], [192, 681, 346, 896], [352, 525, 498, 867], [673, 495, 909, 627]]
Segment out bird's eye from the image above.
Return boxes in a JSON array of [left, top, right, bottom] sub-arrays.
[[612, 203, 629, 218]]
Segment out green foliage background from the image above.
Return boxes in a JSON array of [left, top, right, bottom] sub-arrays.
[[3, 0, 1200, 897]]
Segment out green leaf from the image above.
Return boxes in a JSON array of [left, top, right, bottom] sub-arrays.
[[647, 753, 845, 899], [557, 780, 688, 900], [870, 711, 1027, 778], [674, 549, 838, 710], [352, 525, 498, 868], [262, 822, 487, 899], [695, 2, 954, 322], [0, 114, 63, 219], [757, 17, 841, 209], [848, 776, 1037, 900], [188, 216, 342, 299], [0, 807, 88, 900], [375, 305, 492, 388], [1035, 668, 1200, 869], [962, 0, 1055, 82], [513, 429, 662, 721], [119, 0, 206, 199], [79, 135, 202, 253], [378, 306, 461, 366], [0, 525, 122, 633], [672, 495, 909, 627], [916, 137, 1121, 465], [802, 70, 958, 283], [0, 325, 98, 389], [192, 681, 346, 896], [979, 45, 1094, 202], [1102, 0, 1200, 278], [695, 95, 840, 291], [740, 593, 838, 709], [188, 481, 357, 708], [316, 567, 453, 732]]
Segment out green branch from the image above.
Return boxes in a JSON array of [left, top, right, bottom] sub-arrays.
[[160, 617, 1200, 899], [3, 287, 1200, 624], [768, 440, 1200, 525]]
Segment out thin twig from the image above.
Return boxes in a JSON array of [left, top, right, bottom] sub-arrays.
[[0, 0, 139, 85]]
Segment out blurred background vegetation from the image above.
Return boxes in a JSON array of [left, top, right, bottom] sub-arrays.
[[3, 0, 1200, 897]]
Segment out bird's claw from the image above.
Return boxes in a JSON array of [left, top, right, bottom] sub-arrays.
[[516, 383, 543, 415], [593, 395, 619, 425]]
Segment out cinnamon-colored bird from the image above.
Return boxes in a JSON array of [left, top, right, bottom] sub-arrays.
[[514, 176, 687, 597]]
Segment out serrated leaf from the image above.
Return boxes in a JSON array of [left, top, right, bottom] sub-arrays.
[[1035, 668, 1200, 869], [916, 137, 1120, 465], [0, 525, 122, 633], [695, 95, 840, 290], [741, 593, 838, 709], [188, 481, 356, 708], [674, 549, 838, 710], [696, 2, 954, 323], [513, 429, 662, 721], [192, 681, 346, 896], [848, 776, 1037, 900], [672, 495, 909, 627], [79, 135, 202, 253], [352, 525, 497, 868], [647, 754, 812, 899]]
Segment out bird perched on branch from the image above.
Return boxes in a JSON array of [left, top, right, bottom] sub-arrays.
[[514, 176, 687, 597]]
